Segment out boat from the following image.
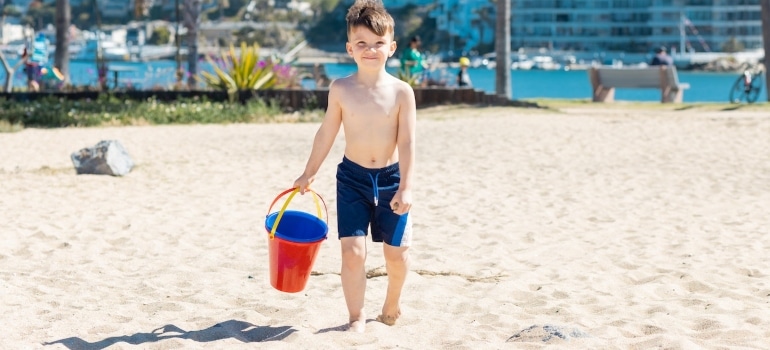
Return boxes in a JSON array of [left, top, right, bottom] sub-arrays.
[[530, 55, 561, 70], [480, 52, 535, 70], [72, 39, 131, 62]]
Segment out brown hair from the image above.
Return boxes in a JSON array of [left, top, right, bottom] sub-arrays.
[[346, 0, 394, 38]]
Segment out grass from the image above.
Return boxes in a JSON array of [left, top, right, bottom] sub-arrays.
[[0, 95, 325, 131]]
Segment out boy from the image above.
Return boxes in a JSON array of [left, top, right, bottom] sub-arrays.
[[457, 57, 472, 88], [293, 0, 416, 333]]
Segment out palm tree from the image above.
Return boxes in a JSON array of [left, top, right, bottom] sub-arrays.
[[92, 0, 107, 90], [0, 1, 25, 91], [494, 0, 510, 99], [218, 0, 229, 20], [184, 0, 202, 89], [54, 0, 70, 85], [761, 0, 770, 101]]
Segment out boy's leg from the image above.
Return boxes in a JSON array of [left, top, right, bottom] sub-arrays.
[[340, 236, 367, 332], [379, 243, 409, 325]]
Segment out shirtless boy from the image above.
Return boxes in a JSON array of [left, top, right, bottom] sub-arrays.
[[293, 0, 416, 333]]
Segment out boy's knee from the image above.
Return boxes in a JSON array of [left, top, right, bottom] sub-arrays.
[[383, 248, 409, 265], [341, 247, 366, 267]]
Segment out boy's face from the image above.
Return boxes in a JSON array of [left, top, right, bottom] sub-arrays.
[[346, 26, 397, 70]]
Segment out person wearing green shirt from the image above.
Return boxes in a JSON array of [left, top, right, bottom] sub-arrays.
[[400, 35, 426, 81]]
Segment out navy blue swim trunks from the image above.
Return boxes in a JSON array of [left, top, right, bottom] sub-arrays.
[[336, 156, 412, 247]]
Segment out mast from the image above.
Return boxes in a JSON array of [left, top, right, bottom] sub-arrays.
[[679, 12, 685, 54]]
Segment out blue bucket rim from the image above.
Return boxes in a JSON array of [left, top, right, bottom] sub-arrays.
[[265, 210, 328, 243]]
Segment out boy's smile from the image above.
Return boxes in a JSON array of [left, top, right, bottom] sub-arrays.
[[346, 26, 397, 69]]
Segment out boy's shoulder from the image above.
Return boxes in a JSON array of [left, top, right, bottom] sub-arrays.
[[331, 74, 414, 93]]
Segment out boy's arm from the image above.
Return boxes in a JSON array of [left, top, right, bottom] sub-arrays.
[[391, 84, 417, 214], [294, 81, 343, 193]]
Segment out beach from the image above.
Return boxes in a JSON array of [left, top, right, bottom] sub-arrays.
[[2, 104, 769, 349]]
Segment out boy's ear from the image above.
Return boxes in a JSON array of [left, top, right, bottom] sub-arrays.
[[346, 42, 353, 56], [389, 41, 397, 57]]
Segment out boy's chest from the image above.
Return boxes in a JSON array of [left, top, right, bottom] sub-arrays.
[[343, 88, 398, 117]]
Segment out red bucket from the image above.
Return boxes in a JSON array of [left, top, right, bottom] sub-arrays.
[[265, 188, 328, 293]]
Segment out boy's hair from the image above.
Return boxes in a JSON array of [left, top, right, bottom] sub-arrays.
[[346, 0, 395, 39]]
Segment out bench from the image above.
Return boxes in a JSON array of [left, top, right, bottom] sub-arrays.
[[588, 66, 690, 103]]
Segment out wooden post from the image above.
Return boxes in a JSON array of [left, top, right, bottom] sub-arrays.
[[659, 66, 670, 103], [589, 68, 614, 102]]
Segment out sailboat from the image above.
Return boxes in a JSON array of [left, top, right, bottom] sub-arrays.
[[672, 14, 763, 69]]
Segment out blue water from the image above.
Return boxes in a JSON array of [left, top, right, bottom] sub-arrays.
[[2, 59, 765, 103]]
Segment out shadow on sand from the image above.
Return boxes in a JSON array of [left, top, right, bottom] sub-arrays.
[[43, 319, 295, 349]]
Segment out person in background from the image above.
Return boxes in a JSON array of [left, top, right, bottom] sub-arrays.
[[650, 46, 673, 66], [21, 47, 40, 92], [22, 33, 51, 92], [400, 35, 427, 84], [457, 57, 472, 88]]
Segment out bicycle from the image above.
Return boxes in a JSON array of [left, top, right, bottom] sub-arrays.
[[729, 68, 763, 104]]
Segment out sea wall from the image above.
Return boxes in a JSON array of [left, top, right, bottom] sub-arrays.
[[0, 88, 537, 111]]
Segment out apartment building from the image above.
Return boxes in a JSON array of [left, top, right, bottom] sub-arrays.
[[509, 0, 762, 53], [430, 0, 494, 54]]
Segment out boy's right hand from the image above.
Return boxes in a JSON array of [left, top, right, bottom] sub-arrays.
[[293, 174, 314, 194]]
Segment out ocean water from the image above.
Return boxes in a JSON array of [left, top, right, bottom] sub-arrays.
[[2, 59, 766, 103], [329, 63, 769, 103]]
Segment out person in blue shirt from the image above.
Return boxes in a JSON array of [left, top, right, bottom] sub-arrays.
[[650, 46, 673, 66]]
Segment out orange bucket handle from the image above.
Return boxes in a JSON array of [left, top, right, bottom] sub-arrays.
[[267, 187, 328, 240]]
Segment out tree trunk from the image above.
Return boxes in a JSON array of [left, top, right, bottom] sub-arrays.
[[55, 0, 71, 85], [0, 50, 25, 92], [93, 0, 107, 90], [184, 0, 201, 89], [761, 0, 770, 101], [494, 0, 511, 99]]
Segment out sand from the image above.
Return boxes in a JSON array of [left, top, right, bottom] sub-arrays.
[[2, 104, 769, 349]]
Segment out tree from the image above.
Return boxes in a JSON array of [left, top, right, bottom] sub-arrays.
[[24, 0, 55, 30], [218, 0, 229, 20], [0, 50, 25, 92], [494, 0, 510, 99], [762, 0, 770, 101], [54, 0, 71, 85], [148, 26, 171, 45], [184, 0, 202, 89], [474, 4, 495, 53]]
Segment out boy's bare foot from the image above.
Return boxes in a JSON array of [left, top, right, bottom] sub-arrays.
[[348, 318, 366, 333], [376, 312, 400, 326]]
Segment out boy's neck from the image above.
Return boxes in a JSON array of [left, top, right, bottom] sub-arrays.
[[355, 69, 390, 87]]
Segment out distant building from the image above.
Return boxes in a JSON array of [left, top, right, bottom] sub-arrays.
[[509, 0, 762, 53], [429, 0, 495, 54]]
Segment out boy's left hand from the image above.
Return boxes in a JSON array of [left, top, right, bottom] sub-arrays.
[[390, 190, 412, 215]]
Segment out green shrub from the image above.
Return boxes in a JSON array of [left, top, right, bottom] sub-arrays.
[[201, 43, 278, 95], [148, 26, 171, 45], [396, 68, 419, 87], [0, 95, 293, 128]]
